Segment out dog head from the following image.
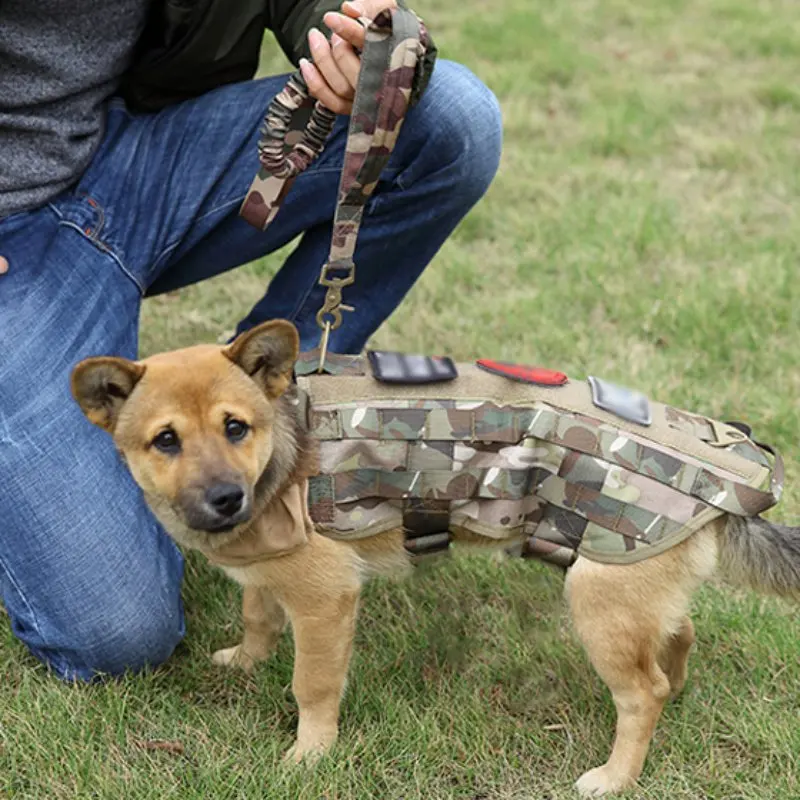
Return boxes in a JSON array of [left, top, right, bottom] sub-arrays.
[[71, 320, 303, 551]]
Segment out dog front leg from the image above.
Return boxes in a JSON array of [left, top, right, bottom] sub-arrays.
[[212, 585, 287, 673], [283, 588, 359, 763]]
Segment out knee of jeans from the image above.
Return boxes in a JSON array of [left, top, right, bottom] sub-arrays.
[[30, 586, 185, 682], [421, 60, 503, 199]]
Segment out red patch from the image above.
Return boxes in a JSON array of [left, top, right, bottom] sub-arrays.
[[476, 359, 568, 386]]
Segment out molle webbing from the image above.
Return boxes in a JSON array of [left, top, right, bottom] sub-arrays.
[[302, 365, 769, 479], [297, 364, 782, 566]]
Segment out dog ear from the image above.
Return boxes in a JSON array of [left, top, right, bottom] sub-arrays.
[[224, 320, 300, 399], [71, 357, 145, 432]]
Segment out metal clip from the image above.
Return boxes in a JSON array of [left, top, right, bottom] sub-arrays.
[[315, 286, 355, 330], [314, 259, 356, 366], [317, 320, 331, 374]]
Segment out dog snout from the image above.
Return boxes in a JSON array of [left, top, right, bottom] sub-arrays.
[[206, 482, 245, 518], [180, 480, 251, 532]]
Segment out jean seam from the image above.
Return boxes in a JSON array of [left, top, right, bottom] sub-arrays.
[[0, 550, 43, 639], [108, 97, 133, 118], [47, 200, 145, 295], [150, 194, 248, 277], [58, 221, 145, 295]]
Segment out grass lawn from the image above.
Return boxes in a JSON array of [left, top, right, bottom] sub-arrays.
[[3, 0, 800, 797]]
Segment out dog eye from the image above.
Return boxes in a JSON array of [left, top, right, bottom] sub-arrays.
[[225, 419, 249, 442], [152, 429, 181, 454]]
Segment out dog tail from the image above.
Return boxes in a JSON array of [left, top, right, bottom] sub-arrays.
[[717, 515, 800, 600]]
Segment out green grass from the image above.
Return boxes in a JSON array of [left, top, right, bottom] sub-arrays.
[[3, 0, 800, 797]]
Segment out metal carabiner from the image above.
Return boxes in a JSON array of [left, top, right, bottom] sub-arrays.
[[315, 287, 355, 331], [315, 259, 356, 332]]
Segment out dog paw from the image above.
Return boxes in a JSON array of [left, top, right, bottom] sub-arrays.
[[282, 742, 327, 766], [211, 644, 257, 673], [575, 766, 636, 797]]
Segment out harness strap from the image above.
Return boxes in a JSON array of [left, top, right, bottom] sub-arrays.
[[519, 535, 578, 570], [402, 498, 452, 559]]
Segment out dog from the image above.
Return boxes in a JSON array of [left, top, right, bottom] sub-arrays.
[[71, 319, 800, 797]]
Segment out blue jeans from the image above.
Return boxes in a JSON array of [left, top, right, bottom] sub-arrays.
[[0, 62, 502, 681]]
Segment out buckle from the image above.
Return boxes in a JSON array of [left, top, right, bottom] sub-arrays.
[[404, 531, 452, 558]]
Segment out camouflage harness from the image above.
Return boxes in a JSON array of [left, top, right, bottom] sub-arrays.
[[240, 8, 784, 568], [291, 359, 783, 567]]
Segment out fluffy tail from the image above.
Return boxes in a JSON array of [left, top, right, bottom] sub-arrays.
[[718, 516, 800, 600]]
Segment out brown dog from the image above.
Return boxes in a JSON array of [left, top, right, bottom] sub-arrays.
[[71, 320, 800, 797]]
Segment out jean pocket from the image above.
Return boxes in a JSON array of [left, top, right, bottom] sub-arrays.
[[47, 193, 144, 293]]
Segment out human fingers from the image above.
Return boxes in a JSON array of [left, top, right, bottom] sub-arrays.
[[308, 28, 354, 101], [330, 34, 360, 92], [299, 57, 353, 114], [323, 11, 366, 51]]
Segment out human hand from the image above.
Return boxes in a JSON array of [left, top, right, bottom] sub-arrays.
[[299, 0, 398, 115], [0, 256, 8, 276]]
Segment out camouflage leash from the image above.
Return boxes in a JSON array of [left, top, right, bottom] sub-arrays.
[[240, 8, 429, 369], [313, 8, 427, 368]]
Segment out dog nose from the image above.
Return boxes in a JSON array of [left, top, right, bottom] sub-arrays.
[[205, 483, 245, 518]]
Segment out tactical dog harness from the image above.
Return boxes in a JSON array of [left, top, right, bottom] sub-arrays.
[[292, 357, 783, 567], [239, 8, 784, 568]]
